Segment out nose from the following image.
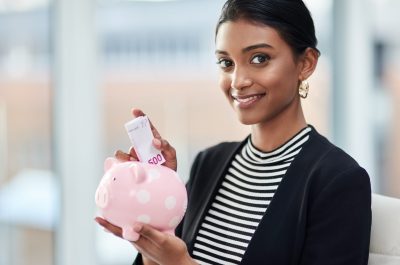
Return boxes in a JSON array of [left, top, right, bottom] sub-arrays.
[[231, 67, 253, 91]]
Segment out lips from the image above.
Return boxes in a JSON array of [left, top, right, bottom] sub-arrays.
[[231, 93, 266, 108]]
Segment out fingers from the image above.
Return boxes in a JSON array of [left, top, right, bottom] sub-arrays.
[[114, 139, 175, 164], [131, 108, 145, 118], [95, 217, 123, 238], [150, 125, 162, 139], [130, 108, 177, 171], [114, 147, 139, 162], [131, 225, 162, 260], [153, 138, 176, 158], [131, 240, 162, 265], [134, 224, 166, 247], [131, 108, 162, 139], [128, 146, 139, 159], [153, 138, 177, 171], [114, 150, 134, 162], [141, 256, 160, 265], [132, 236, 152, 254]]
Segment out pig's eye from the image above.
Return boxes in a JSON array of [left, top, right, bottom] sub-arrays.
[[113, 177, 116, 181]]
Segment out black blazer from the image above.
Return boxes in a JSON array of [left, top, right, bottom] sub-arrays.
[[134, 128, 371, 265]]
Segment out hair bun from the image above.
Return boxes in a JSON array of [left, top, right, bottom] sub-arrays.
[[216, 0, 319, 54]]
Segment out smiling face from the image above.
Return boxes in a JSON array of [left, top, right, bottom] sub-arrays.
[[215, 19, 306, 126]]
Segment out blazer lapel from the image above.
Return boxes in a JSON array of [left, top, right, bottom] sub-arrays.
[[240, 129, 332, 264], [182, 139, 247, 251]]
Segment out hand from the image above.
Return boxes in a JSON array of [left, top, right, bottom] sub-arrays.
[[133, 223, 197, 265], [94, 217, 159, 265], [94, 217, 197, 265], [114, 108, 177, 172]]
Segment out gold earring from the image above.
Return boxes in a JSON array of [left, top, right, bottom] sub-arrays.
[[299, 80, 309, 99]]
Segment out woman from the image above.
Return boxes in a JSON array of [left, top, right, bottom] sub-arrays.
[[95, 0, 372, 264]]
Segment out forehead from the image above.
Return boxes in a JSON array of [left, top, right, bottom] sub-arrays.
[[215, 19, 289, 52]]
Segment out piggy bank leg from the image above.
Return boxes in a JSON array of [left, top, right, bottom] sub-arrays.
[[122, 226, 140, 242]]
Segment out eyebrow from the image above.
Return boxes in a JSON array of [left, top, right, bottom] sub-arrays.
[[215, 43, 273, 55]]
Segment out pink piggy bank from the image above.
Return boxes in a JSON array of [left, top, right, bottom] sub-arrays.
[[95, 157, 187, 241]]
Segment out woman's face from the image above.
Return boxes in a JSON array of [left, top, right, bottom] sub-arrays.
[[215, 19, 304, 126]]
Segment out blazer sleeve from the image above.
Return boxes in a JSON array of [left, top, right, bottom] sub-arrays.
[[132, 151, 203, 265], [299, 166, 372, 265]]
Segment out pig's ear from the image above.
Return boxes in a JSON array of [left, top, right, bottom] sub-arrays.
[[104, 157, 117, 172], [129, 163, 146, 183]]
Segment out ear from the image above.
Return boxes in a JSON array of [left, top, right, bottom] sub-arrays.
[[129, 162, 147, 184], [104, 157, 118, 172], [298, 48, 319, 81]]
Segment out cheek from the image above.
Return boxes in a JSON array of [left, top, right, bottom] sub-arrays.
[[218, 75, 231, 95], [266, 66, 299, 95]]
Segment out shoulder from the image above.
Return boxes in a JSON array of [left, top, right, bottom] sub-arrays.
[[310, 129, 366, 172], [303, 128, 371, 197]]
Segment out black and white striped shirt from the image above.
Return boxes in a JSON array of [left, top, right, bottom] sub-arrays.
[[192, 126, 312, 265]]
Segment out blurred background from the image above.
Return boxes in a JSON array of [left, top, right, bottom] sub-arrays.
[[0, 0, 399, 264]]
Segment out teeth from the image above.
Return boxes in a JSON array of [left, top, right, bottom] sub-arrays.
[[234, 95, 259, 103]]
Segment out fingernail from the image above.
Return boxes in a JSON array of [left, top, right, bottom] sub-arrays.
[[115, 150, 123, 156], [153, 138, 161, 146], [133, 224, 142, 232]]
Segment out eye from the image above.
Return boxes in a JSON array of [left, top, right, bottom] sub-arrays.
[[113, 177, 116, 181], [216, 58, 234, 69], [250, 54, 269, 64]]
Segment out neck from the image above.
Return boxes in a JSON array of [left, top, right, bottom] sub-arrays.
[[250, 101, 307, 152]]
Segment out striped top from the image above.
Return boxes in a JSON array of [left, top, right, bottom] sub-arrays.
[[192, 126, 312, 265]]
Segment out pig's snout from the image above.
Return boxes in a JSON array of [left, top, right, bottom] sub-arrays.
[[95, 185, 109, 208]]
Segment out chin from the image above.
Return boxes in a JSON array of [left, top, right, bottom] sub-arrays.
[[236, 113, 260, 125]]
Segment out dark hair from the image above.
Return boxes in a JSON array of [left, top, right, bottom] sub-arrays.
[[216, 0, 320, 56]]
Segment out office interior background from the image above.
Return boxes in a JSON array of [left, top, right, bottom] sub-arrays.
[[0, 0, 399, 264]]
